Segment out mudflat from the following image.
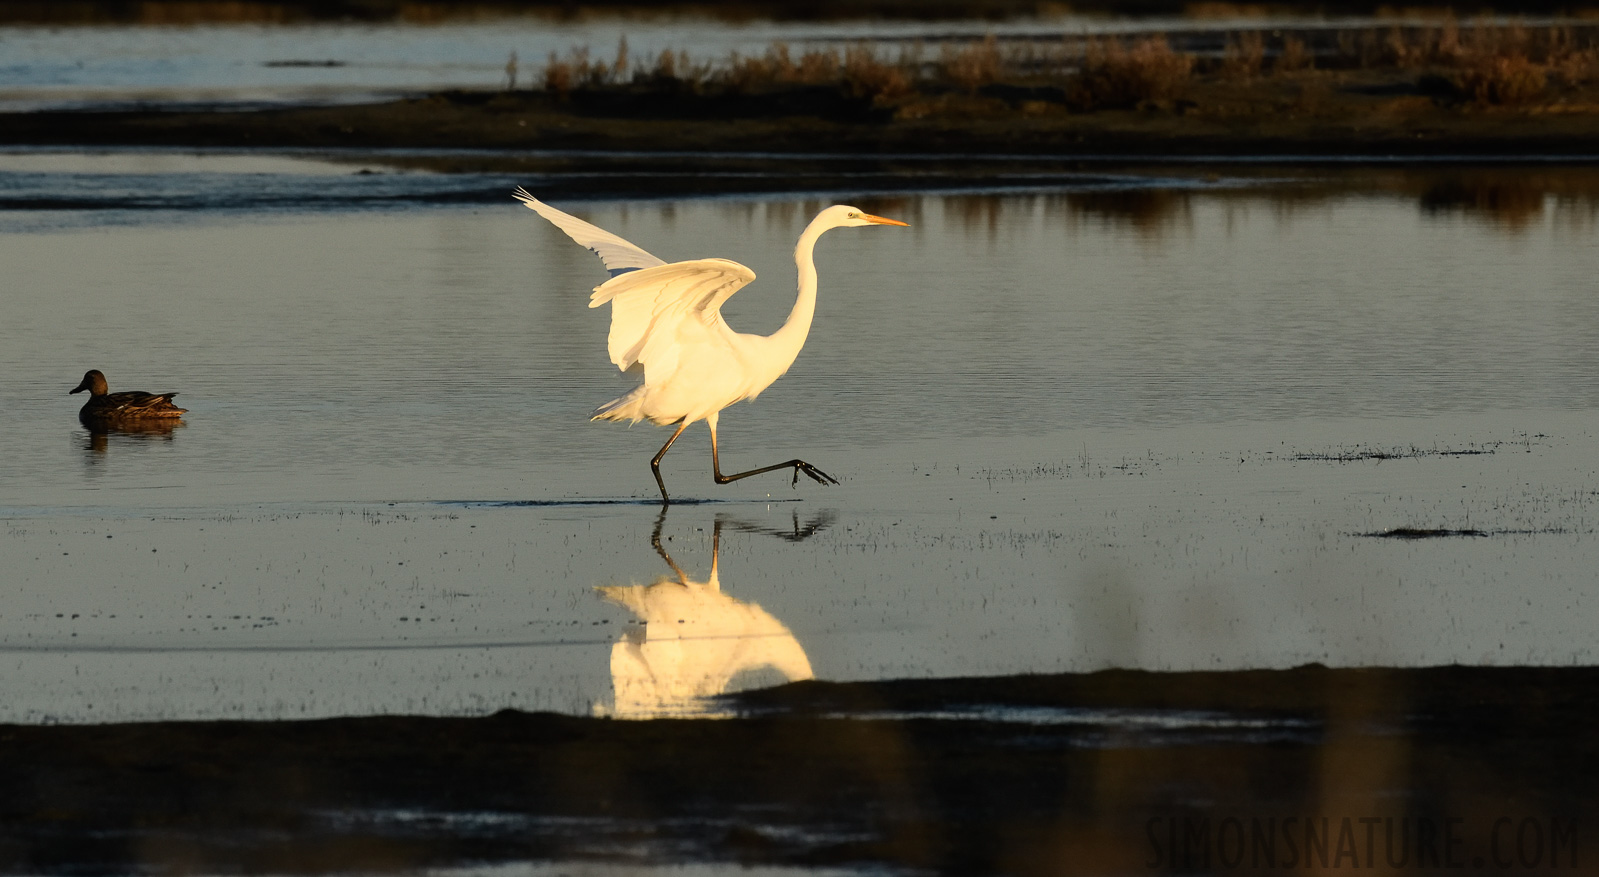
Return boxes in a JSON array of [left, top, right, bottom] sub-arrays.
[[3, 665, 1594, 874], [6, 67, 1599, 159]]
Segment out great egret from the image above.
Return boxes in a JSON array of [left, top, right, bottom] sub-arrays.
[[515, 188, 908, 503]]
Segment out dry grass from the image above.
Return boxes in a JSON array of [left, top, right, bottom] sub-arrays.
[[1070, 36, 1193, 109], [532, 23, 1599, 111], [1552, 45, 1599, 87], [542, 51, 573, 97], [1275, 35, 1311, 74], [1455, 55, 1548, 106], [1313, 19, 1599, 101], [1220, 30, 1265, 80], [717, 43, 914, 103], [842, 45, 914, 102], [650, 48, 678, 82], [542, 38, 634, 96], [1226, 20, 1599, 105], [795, 47, 843, 83], [942, 35, 1002, 93]]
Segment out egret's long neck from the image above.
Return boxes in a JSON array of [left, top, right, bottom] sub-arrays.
[[764, 218, 829, 370]]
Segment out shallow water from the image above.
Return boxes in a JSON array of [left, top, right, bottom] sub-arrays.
[[3, 155, 1599, 723]]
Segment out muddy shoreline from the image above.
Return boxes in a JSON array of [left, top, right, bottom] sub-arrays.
[[8, 73, 1599, 164], [3, 664, 1594, 874]]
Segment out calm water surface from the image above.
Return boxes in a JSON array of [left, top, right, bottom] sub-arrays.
[[3, 155, 1598, 722]]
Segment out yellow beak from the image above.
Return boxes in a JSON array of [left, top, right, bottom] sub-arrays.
[[863, 214, 910, 227]]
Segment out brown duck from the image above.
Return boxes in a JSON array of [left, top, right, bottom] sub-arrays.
[[70, 369, 187, 423]]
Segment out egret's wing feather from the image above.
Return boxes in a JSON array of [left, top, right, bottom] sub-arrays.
[[589, 258, 757, 372], [514, 187, 666, 277]]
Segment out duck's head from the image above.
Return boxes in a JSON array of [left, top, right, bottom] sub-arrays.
[[70, 370, 109, 397]]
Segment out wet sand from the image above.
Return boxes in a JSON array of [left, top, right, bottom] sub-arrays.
[[7, 69, 1599, 162], [3, 665, 1594, 874]]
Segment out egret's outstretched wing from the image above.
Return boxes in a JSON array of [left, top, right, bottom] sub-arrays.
[[589, 258, 757, 373], [514, 188, 666, 278]]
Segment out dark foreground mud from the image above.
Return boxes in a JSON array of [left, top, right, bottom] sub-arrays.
[[2, 665, 1594, 875]]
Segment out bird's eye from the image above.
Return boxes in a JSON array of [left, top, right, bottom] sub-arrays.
[[848, 212, 859, 218]]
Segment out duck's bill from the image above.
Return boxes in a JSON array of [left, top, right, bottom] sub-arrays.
[[863, 214, 910, 227], [69, 381, 89, 394]]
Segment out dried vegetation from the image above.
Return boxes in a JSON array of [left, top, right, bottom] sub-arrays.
[[533, 20, 1599, 115]]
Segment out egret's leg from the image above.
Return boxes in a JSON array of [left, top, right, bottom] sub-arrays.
[[709, 518, 721, 585], [651, 421, 690, 504], [650, 510, 722, 590], [649, 506, 689, 583], [709, 416, 839, 489]]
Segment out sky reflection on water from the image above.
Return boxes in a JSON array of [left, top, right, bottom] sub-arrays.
[[2, 163, 1598, 721]]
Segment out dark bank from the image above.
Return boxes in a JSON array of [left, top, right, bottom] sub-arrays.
[[3, 665, 1595, 875]]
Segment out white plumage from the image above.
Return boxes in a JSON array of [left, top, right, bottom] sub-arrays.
[[515, 188, 907, 502]]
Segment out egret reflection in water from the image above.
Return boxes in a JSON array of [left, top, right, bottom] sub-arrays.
[[593, 511, 832, 718]]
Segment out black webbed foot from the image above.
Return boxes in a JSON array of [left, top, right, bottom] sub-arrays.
[[792, 461, 839, 487]]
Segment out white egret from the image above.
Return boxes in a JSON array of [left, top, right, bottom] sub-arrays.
[[515, 188, 908, 503]]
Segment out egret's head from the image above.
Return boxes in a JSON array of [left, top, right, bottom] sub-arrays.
[[822, 205, 910, 229]]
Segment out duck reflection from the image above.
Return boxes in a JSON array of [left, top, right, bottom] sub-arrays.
[[80, 419, 184, 460], [594, 510, 831, 719]]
